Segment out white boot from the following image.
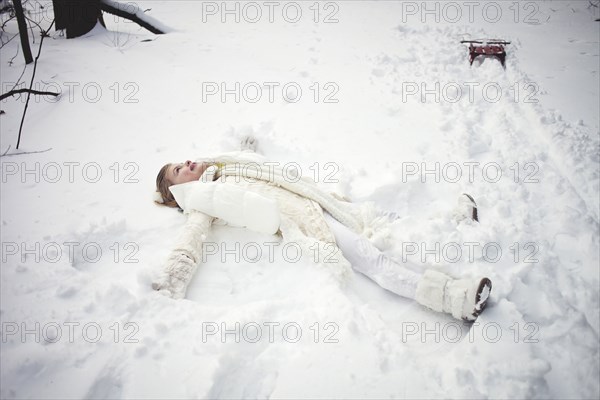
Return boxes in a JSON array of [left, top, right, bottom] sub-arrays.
[[453, 193, 479, 222], [415, 269, 492, 321]]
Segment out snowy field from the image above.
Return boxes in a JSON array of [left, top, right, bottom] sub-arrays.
[[1, 0, 599, 398]]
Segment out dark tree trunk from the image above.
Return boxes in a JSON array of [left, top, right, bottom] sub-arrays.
[[52, 0, 165, 38], [52, 0, 104, 39], [13, 0, 33, 64]]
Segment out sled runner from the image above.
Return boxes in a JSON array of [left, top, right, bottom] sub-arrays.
[[460, 39, 511, 67]]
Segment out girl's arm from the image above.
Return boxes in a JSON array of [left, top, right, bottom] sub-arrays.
[[152, 210, 214, 299], [152, 135, 258, 298]]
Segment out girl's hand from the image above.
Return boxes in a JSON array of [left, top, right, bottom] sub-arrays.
[[152, 252, 197, 299]]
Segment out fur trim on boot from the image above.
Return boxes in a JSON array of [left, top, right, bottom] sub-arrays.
[[415, 270, 492, 321]]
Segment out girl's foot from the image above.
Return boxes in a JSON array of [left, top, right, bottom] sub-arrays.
[[470, 277, 492, 320], [453, 193, 479, 222], [415, 270, 492, 321]]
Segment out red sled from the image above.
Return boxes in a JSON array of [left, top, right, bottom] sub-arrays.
[[460, 39, 511, 67]]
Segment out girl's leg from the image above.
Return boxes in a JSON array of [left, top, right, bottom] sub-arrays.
[[323, 212, 422, 300], [324, 212, 492, 321]]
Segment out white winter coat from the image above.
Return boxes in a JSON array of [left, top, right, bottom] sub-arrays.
[[161, 151, 376, 291]]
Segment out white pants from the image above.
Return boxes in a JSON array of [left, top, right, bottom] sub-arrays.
[[323, 213, 422, 300]]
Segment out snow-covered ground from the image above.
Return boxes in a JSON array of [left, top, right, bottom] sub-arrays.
[[1, 1, 598, 398]]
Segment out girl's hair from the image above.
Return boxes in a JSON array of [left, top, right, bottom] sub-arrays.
[[155, 163, 180, 208]]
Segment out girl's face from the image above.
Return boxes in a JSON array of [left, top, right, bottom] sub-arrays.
[[167, 160, 205, 185]]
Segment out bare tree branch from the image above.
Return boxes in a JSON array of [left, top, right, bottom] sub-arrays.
[[8, 45, 20, 64], [1, 13, 15, 30], [0, 32, 19, 49], [1, 145, 53, 157], [99, 0, 166, 34], [0, 88, 59, 100], [16, 19, 55, 149]]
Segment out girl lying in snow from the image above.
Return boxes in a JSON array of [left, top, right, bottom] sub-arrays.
[[152, 137, 492, 321]]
